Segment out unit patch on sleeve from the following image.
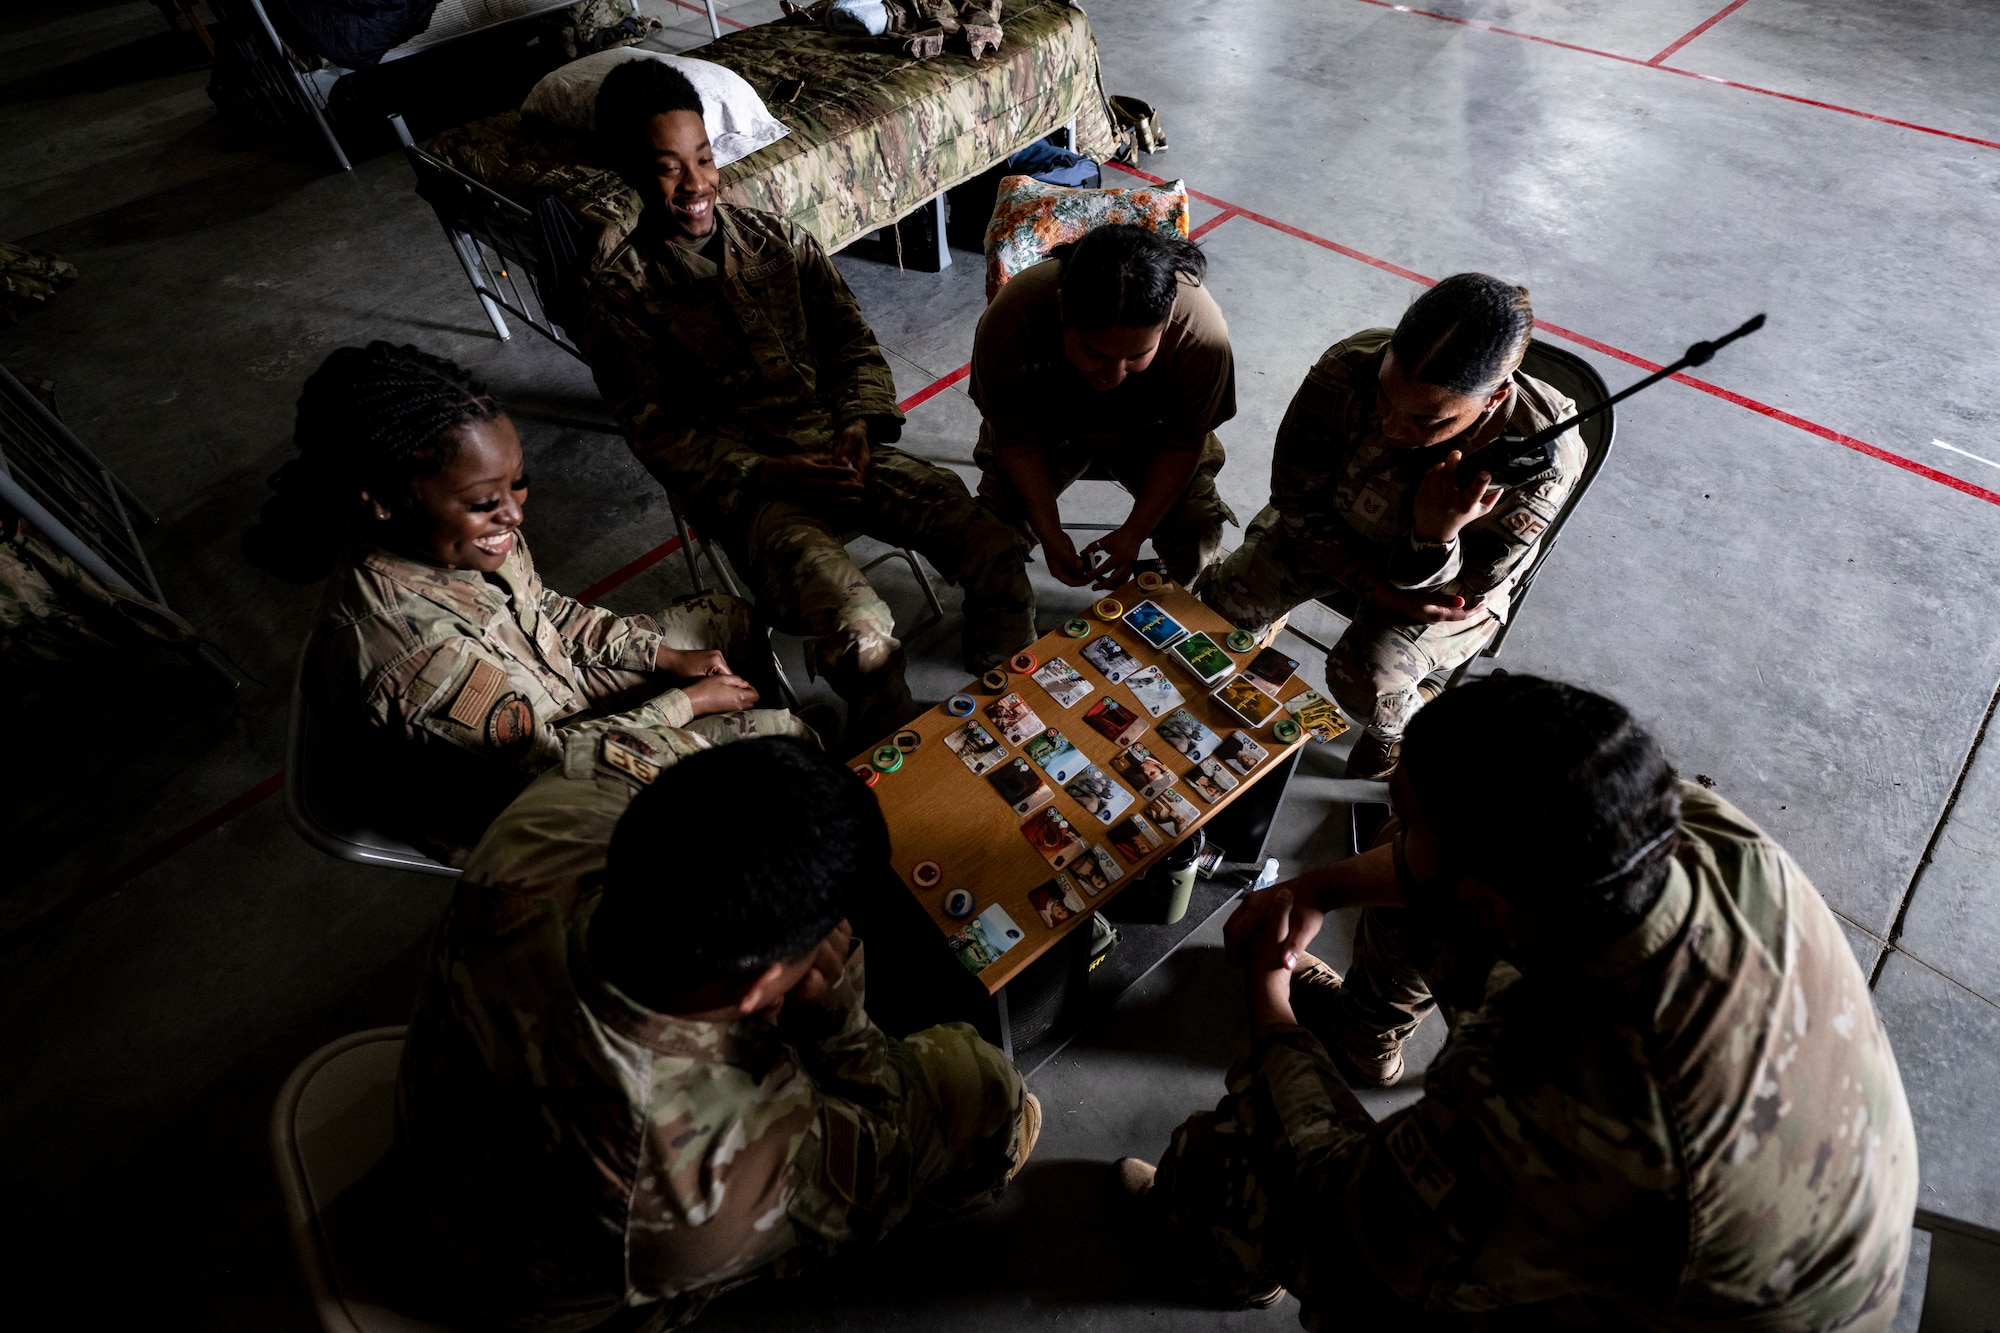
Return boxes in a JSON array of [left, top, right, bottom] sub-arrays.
[[1384, 1115, 1458, 1210], [600, 732, 662, 785], [447, 658, 508, 728], [486, 694, 536, 754]]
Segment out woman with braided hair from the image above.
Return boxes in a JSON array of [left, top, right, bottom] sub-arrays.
[[248, 341, 810, 864]]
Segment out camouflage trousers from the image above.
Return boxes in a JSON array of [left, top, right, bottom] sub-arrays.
[[973, 426, 1235, 645], [1204, 507, 1497, 742], [699, 445, 1032, 683]]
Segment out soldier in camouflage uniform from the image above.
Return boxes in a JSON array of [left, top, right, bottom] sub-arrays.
[[1118, 676, 1917, 1330], [398, 735, 1038, 1332], [574, 61, 1031, 741], [1201, 275, 1583, 779]]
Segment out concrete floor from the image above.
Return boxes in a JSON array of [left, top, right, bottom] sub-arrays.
[[3, 0, 1996, 1326]]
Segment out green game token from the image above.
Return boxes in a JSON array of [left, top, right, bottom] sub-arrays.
[[1273, 718, 1302, 744], [1226, 629, 1256, 653], [1063, 618, 1090, 638], [871, 744, 904, 773]]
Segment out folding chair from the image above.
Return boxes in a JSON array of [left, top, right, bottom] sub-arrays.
[[1283, 339, 1618, 689], [283, 650, 461, 879], [1911, 1207, 2000, 1332]]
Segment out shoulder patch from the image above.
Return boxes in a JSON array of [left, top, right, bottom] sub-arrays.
[[1500, 508, 1549, 541], [601, 732, 663, 785], [485, 694, 535, 753], [1384, 1116, 1458, 1209], [447, 658, 507, 729]]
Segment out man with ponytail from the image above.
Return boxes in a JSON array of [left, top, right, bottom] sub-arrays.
[[1202, 274, 1585, 779], [249, 341, 811, 864], [970, 223, 1239, 642]]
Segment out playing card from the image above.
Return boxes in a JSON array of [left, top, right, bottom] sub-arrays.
[[1216, 730, 1269, 776], [1082, 696, 1147, 747], [1244, 646, 1300, 698], [1283, 689, 1352, 742], [1068, 844, 1124, 896], [1214, 674, 1282, 728], [1107, 814, 1164, 865], [1145, 788, 1201, 838], [1028, 875, 1088, 928], [949, 904, 1025, 975], [1124, 664, 1186, 718], [943, 719, 1005, 775], [1080, 634, 1141, 684], [1122, 599, 1190, 650], [1185, 757, 1239, 805], [985, 691, 1046, 746], [1064, 764, 1136, 824], [1025, 728, 1090, 785], [1155, 708, 1223, 762], [1021, 806, 1086, 869], [1110, 741, 1176, 799], [1032, 656, 1094, 708], [986, 756, 1054, 816], [1169, 631, 1234, 687]]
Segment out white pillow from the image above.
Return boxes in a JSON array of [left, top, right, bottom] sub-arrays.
[[521, 49, 790, 168]]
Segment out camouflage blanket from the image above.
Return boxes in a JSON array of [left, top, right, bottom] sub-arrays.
[[429, 0, 1117, 253]]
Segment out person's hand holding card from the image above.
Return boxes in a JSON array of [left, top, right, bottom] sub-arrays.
[[681, 673, 760, 716], [1038, 528, 1094, 586], [1080, 526, 1144, 590]]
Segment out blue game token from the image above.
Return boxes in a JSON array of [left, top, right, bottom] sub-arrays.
[[943, 888, 975, 919], [946, 693, 977, 717]]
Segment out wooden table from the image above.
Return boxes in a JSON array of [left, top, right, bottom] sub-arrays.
[[850, 579, 1313, 1007]]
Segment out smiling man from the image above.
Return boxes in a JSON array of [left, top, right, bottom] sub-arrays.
[[970, 224, 1238, 644], [1201, 274, 1584, 778], [574, 60, 1030, 742]]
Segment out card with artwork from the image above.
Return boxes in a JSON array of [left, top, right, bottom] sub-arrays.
[[1108, 814, 1164, 865], [1185, 757, 1239, 805], [1028, 875, 1088, 928], [1064, 764, 1136, 824], [1145, 788, 1202, 839], [1032, 656, 1094, 708], [944, 719, 1006, 775], [1169, 631, 1235, 687], [1025, 728, 1090, 785], [1021, 806, 1086, 869], [949, 904, 1025, 975], [1243, 646, 1300, 698], [1216, 730, 1269, 776], [1068, 844, 1124, 896], [1284, 688, 1351, 742], [1155, 708, 1222, 762], [1122, 599, 1190, 650], [1124, 664, 1186, 718], [1080, 634, 1141, 684], [1109, 740, 1176, 800], [1214, 674, 1282, 728], [1082, 696, 1147, 747], [985, 691, 1046, 746], [986, 756, 1054, 817]]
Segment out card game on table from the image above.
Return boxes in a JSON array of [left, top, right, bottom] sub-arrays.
[[846, 579, 1332, 991]]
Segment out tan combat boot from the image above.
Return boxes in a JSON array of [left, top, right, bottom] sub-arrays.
[[1288, 955, 1406, 1088], [1007, 1092, 1042, 1180], [1109, 1158, 1285, 1309], [1345, 679, 1447, 779], [806, 626, 919, 748]]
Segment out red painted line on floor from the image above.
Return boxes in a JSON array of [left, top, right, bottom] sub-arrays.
[[577, 534, 688, 602], [1189, 209, 1240, 241], [1346, 0, 2000, 152], [664, 0, 748, 30], [897, 360, 972, 412], [1108, 160, 2000, 509], [1648, 0, 1752, 65]]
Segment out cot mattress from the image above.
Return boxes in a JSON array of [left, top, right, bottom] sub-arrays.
[[385, 0, 576, 58], [428, 0, 1119, 252]]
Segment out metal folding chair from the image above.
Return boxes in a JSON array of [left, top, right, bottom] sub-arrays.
[[1283, 339, 1619, 689]]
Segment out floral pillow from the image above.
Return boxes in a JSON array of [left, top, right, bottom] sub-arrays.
[[982, 174, 1191, 302]]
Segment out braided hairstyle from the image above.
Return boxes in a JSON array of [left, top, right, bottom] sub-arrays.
[[1052, 224, 1208, 331], [1390, 273, 1534, 394], [243, 342, 505, 582]]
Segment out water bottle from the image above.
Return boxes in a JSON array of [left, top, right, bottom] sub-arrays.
[[1254, 858, 1280, 891]]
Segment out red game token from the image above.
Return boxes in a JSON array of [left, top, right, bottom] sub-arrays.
[[852, 764, 879, 787], [1009, 650, 1039, 674], [912, 859, 943, 888]]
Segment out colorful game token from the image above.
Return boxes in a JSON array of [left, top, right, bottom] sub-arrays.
[[1226, 629, 1256, 653], [1063, 618, 1091, 638], [982, 668, 1009, 692], [1273, 718, 1303, 744], [912, 859, 943, 888], [945, 693, 977, 717], [1094, 597, 1124, 621], [871, 744, 904, 773], [893, 728, 923, 753], [943, 887, 975, 919], [1009, 649, 1039, 674], [852, 764, 878, 787], [1135, 571, 1165, 593]]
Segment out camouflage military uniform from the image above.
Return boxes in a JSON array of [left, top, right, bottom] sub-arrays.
[[1151, 784, 1918, 1330], [1, 240, 79, 324], [1202, 329, 1584, 743], [397, 731, 1032, 1332], [312, 536, 806, 860], [575, 204, 1032, 702]]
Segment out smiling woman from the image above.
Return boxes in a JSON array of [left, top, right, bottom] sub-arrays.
[[243, 342, 805, 864]]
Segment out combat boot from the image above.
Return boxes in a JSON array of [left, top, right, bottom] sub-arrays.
[[1288, 954, 1406, 1088], [807, 625, 919, 749], [1007, 1092, 1042, 1180], [1111, 1159, 1286, 1309], [1345, 732, 1401, 780]]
